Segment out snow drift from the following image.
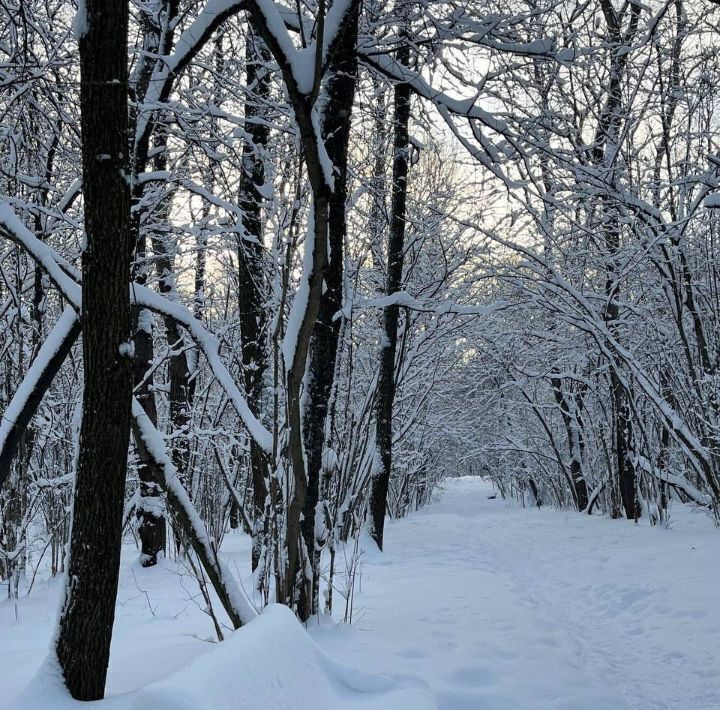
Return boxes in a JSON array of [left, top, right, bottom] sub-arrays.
[[11, 604, 435, 710]]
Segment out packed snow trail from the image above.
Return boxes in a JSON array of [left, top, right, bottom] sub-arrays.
[[311, 477, 720, 709]]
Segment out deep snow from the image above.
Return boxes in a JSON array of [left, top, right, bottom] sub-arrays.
[[2, 477, 719, 709]]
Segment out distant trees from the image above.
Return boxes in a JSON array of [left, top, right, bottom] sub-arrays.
[[452, 0, 720, 522]]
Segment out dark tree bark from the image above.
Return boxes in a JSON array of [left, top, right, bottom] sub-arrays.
[[551, 378, 590, 511], [55, 0, 133, 699], [131, 296, 166, 566], [125, 0, 180, 563], [368, 45, 411, 551], [594, 0, 641, 520], [245, 0, 359, 614], [613, 374, 638, 519], [300, 2, 359, 618], [237, 28, 270, 565], [147, 123, 195, 501]]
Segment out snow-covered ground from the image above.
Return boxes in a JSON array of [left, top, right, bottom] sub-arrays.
[[3, 477, 719, 709], [313, 477, 720, 709]]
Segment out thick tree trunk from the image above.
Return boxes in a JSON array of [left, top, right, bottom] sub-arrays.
[[55, 0, 133, 699], [368, 46, 411, 551]]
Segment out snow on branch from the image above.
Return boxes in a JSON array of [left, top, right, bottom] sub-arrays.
[[342, 291, 507, 318], [479, 224, 718, 490], [0, 203, 259, 625], [251, 0, 315, 94], [0, 307, 80, 489], [365, 54, 507, 132], [0, 201, 272, 454], [135, 0, 247, 156], [248, 0, 356, 96], [131, 399, 258, 627], [633, 454, 711, 508], [133, 285, 273, 453], [0, 203, 82, 305], [169, 0, 247, 75]]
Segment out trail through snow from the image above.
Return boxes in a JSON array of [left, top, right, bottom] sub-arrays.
[[2, 476, 719, 709], [313, 477, 720, 709]]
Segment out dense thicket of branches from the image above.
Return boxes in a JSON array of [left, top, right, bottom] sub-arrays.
[[3, 0, 720, 698]]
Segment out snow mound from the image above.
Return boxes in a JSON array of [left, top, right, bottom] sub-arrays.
[[12, 604, 435, 710]]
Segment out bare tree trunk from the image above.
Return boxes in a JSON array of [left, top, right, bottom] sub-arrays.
[[55, 0, 133, 698], [300, 2, 359, 618], [131, 294, 166, 566], [126, 0, 180, 562], [551, 378, 590, 511], [237, 28, 270, 565], [245, 0, 358, 615], [281, 191, 329, 613], [595, 0, 641, 520], [368, 44, 411, 551]]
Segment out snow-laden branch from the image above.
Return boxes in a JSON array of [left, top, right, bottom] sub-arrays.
[[0, 202, 272, 454], [365, 54, 507, 132], [141, 0, 354, 108], [341, 291, 507, 318], [131, 399, 257, 627], [0, 276, 257, 626], [633, 454, 711, 508], [281, 212, 314, 370], [0, 203, 81, 304], [252, 0, 315, 94], [132, 285, 272, 453], [169, 0, 246, 74], [481, 225, 719, 493], [0, 307, 80, 489], [135, 0, 248, 157]]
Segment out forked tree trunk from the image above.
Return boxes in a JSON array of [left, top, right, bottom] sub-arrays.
[[245, 0, 358, 615], [55, 0, 133, 699], [300, 2, 359, 618]]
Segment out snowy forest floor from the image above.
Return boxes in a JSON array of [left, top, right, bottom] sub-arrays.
[[3, 477, 720, 709]]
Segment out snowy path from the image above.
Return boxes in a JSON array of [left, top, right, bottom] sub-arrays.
[[312, 477, 720, 710], [3, 476, 720, 709]]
